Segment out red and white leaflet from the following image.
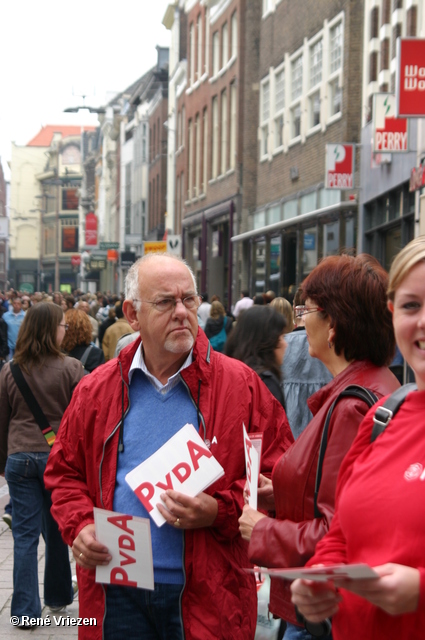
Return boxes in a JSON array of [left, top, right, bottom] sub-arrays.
[[94, 508, 154, 590], [243, 423, 260, 510], [251, 564, 378, 582], [125, 423, 225, 527], [249, 432, 263, 464]]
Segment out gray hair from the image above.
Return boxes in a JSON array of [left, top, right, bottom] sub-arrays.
[[125, 253, 198, 311]]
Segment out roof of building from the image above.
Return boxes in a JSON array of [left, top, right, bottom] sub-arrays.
[[27, 125, 97, 147]]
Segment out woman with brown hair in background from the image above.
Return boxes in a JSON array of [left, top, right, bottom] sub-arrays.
[[0, 302, 83, 627]]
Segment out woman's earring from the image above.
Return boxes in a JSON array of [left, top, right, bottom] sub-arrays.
[[328, 341, 332, 349]]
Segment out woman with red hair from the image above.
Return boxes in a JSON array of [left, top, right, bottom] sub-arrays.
[[239, 254, 400, 640]]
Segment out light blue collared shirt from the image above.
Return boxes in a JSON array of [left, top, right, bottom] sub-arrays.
[[128, 342, 193, 393]]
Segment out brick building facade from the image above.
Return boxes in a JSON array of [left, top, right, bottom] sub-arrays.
[[232, 0, 364, 298], [175, 0, 261, 308]]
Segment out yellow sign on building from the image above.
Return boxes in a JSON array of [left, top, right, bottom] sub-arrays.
[[144, 241, 167, 254]]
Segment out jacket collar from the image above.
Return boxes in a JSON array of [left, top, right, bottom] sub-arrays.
[[117, 327, 212, 386], [307, 359, 372, 416]]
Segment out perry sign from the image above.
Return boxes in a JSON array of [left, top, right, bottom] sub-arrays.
[[93, 508, 154, 590], [373, 93, 408, 153], [396, 38, 425, 117], [325, 144, 354, 189], [125, 423, 225, 527]]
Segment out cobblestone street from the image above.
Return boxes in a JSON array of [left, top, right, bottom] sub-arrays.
[[0, 478, 81, 639]]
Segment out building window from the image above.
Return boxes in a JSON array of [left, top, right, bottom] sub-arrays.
[[291, 104, 301, 139], [61, 219, 79, 253], [231, 12, 237, 59], [370, 6, 379, 39], [262, 0, 273, 15], [329, 79, 342, 116], [260, 80, 270, 156], [197, 14, 203, 80], [382, 0, 391, 24], [195, 113, 200, 197], [222, 22, 228, 67], [212, 96, 219, 179], [369, 51, 378, 82], [221, 89, 228, 175], [309, 91, 321, 128], [392, 23, 402, 60], [381, 38, 390, 71], [230, 83, 237, 169], [213, 31, 220, 76], [274, 67, 285, 148], [291, 55, 303, 101], [125, 164, 131, 234], [329, 21, 343, 74], [189, 22, 195, 85], [188, 119, 193, 200], [407, 6, 417, 36], [202, 108, 208, 192], [61, 187, 79, 211], [181, 105, 185, 147], [310, 39, 322, 88]]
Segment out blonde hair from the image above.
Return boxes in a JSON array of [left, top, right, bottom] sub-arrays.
[[388, 236, 425, 301], [270, 297, 294, 334], [210, 300, 226, 319]]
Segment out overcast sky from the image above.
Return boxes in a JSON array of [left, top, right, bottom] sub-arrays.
[[0, 0, 170, 182]]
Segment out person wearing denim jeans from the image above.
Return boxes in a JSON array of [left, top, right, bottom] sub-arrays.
[[5, 452, 74, 619], [0, 303, 84, 627]]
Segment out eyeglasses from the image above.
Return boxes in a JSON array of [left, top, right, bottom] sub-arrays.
[[133, 295, 202, 313], [59, 323, 69, 330], [294, 305, 324, 319]]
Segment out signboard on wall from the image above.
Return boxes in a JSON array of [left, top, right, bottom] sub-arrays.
[[325, 144, 354, 189], [144, 241, 167, 254], [373, 94, 408, 153], [410, 165, 425, 192], [396, 38, 425, 117], [166, 235, 182, 256]]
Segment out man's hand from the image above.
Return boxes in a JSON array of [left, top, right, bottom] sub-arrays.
[[158, 490, 218, 529], [291, 578, 341, 623], [72, 523, 112, 570], [238, 504, 267, 541], [337, 563, 420, 615], [257, 474, 275, 511]]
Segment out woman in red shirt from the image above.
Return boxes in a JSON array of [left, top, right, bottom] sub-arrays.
[[291, 236, 425, 640]]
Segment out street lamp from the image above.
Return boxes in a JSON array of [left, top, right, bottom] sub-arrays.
[[64, 106, 106, 114]]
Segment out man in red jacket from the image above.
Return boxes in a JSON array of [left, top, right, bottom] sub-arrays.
[[45, 253, 293, 640]]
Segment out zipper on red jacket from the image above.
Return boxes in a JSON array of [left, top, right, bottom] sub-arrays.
[[99, 362, 130, 508]]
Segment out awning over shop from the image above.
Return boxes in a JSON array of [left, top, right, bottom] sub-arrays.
[[231, 201, 356, 243]]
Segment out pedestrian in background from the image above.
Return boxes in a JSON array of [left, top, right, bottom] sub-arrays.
[[226, 305, 286, 407], [0, 302, 83, 627], [62, 309, 105, 373], [204, 300, 232, 352], [2, 297, 25, 358], [282, 287, 332, 439], [271, 297, 294, 334]]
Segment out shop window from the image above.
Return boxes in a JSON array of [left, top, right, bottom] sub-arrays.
[[269, 237, 281, 295], [254, 240, 266, 293], [323, 220, 340, 256], [302, 227, 318, 276]]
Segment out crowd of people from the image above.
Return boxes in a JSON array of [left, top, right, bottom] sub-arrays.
[[0, 239, 424, 639]]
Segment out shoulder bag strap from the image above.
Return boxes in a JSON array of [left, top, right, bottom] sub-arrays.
[[371, 383, 417, 443], [9, 362, 56, 447], [314, 385, 379, 518], [80, 344, 93, 369]]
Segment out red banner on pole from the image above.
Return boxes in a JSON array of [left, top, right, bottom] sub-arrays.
[[85, 212, 98, 246]]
